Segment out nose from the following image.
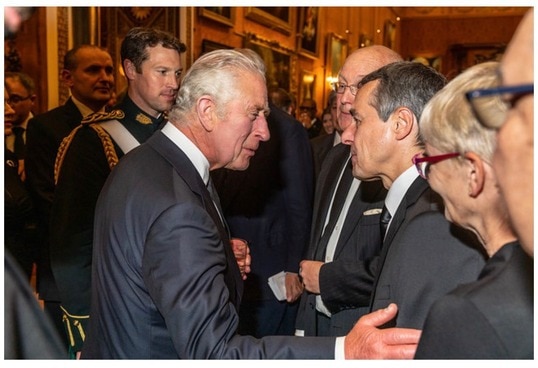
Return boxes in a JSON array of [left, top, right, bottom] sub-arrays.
[[168, 73, 180, 90], [341, 122, 356, 146], [254, 115, 270, 142]]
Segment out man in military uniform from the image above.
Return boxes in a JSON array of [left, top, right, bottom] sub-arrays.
[[49, 27, 186, 358], [25, 44, 115, 351]]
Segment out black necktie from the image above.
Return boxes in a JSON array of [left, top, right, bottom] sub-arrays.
[[380, 204, 392, 239], [315, 158, 354, 260], [12, 127, 25, 159]]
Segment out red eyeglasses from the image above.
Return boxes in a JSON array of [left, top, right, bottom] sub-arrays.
[[412, 152, 460, 179]]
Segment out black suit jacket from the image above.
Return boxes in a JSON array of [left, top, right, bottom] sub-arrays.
[[25, 98, 83, 300], [415, 242, 533, 359], [310, 132, 334, 180], [302, 174, 486, 333], [296, 143, 387, 336], [82, 130, 336, 358], [367, 177, 487, 329], [212, 105, 314, 302]]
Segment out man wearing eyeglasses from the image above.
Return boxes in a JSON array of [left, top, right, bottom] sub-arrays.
[[340, 61, 487, 330], [5, 72, 36, 181], [475, 9, 533, 258], [296, 46, 402, 337]]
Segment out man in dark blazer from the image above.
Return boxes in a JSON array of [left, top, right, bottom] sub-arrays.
[[211, 102, 313, 337], [335, 61, 487, 330], [81, 49, 421, 359], [25, 44, 114, 347], [296, 45, 402, 337]]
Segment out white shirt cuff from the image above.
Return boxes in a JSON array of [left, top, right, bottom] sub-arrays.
[[335, 336, 345, 359]]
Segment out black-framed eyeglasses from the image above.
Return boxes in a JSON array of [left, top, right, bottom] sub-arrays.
[[8, 94, 32, 105], [412, 152, 460, 180], [331, 81, 359, 96], [465, 83, 533, 129]]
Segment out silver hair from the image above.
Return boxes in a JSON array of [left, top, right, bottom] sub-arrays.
[[169, 48, 267, 122]]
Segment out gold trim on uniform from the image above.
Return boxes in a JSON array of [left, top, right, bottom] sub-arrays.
[[135, 113, 153, 125], [81, 110, 125, 125]]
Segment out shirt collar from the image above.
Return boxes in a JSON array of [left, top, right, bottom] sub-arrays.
[[160, 122, 210, 185], [385, 165, 419, 217], [70, 95, 106, 118]]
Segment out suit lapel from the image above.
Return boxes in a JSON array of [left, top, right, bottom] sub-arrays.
[[383, 177, 429, 247], [333, 180, 386, 259], [310, 144, 349, 259], [369, 176, 429, 312], [147, 132, 242, 308]]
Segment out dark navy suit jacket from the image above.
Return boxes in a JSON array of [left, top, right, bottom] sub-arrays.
[[82, 129, 336, 358]]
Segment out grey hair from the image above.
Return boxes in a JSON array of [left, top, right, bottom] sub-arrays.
[[169, 48, 266, 122], [358, 61, 447, 146], [420, 61, 500, 161]]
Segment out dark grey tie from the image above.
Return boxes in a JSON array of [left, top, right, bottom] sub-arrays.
[[12, 126, 25, 159], [207, 178, 230, 237], [380, 204, 392, 239]]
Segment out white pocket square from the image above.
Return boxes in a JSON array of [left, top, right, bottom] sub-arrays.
[[363, 208, 382, 216]]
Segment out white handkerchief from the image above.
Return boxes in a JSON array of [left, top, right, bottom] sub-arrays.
[[268, 271, 287, 301], [363, 208, 383, 216]]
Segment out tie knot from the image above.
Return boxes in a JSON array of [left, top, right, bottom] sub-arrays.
[[381, 205, 391, 223], [380, 205, 391, 239]]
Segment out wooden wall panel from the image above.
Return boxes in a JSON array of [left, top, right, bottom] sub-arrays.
[[399, 15, 524, 78]]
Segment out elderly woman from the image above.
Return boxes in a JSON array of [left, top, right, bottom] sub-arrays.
[[412, 61, 533, 359]]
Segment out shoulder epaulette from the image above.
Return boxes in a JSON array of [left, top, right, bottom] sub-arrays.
[[54, 122, 121, 185], [81, 109, 125, 125]]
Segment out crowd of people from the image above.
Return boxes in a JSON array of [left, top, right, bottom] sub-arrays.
[[4, 8, 533, 360]]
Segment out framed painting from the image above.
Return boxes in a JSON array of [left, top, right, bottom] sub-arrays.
[[246, 7, 292, 35], [244, 36, 291, 91], [299, 70, 316, 107], [297, 7, 320, 57], [199, 7, 234, 27], [326, 33, 348, 81], [201, 40, 232, 55]]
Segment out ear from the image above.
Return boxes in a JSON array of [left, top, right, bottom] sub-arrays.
[[196, 96, 216, 132], [123, 59, 137, 81], [61, 69, 73, 88], [392, 107, 415, 141], [464, 152, 485, 198]]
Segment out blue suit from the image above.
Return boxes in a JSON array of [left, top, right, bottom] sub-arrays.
[[82, 129, 336, 358]]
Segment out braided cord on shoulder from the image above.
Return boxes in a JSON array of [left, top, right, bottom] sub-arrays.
[[54, 123, 119, 185], [54, 125, 83, 185]]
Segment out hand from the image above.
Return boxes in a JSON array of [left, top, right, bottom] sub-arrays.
[[230, 238, 251, 280], [284, 272, 303, 303], [299, 260, 323, 294], [344, 303, 421, 359]]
